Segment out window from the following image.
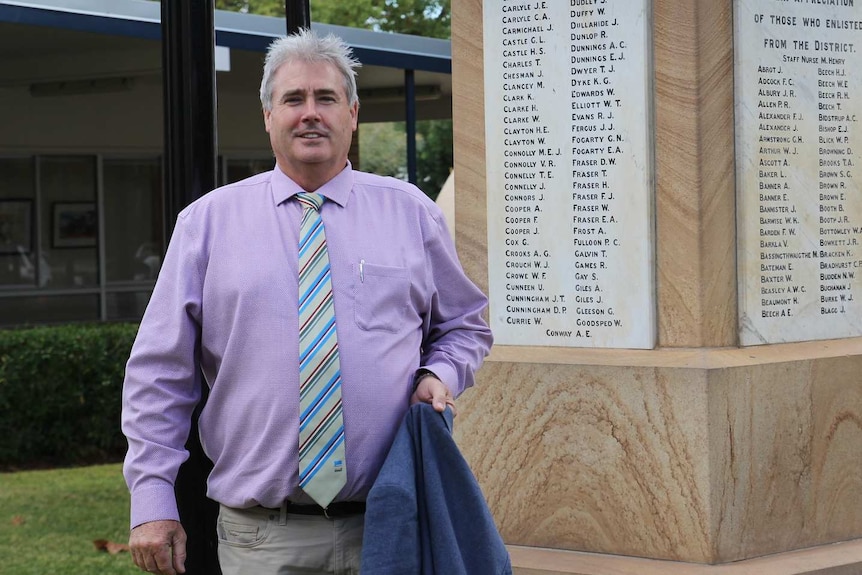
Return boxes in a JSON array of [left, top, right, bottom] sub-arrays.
[[224, 158, 274, 185], [0, 158, 37, 288], [0, 154, 274, 326], [41, 156, 98, 289], [103, 158, 164, 284]]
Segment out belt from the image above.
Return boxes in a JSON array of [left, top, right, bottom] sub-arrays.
[[282, 501, 366, 519]]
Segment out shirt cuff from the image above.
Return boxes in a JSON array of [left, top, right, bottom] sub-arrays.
[[129, 483, 181, 530]]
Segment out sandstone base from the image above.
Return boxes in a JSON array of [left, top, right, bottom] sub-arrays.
[[509, 539, 862, 575], [455, 339, 862, 565]]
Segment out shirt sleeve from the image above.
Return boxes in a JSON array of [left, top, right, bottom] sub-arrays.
[[121, 213, 205, 529], [419, 208, 493, 397]]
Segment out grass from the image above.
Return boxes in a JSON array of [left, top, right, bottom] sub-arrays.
[[0, 463, 139, 575]]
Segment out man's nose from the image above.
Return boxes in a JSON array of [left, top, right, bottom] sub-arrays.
[[300, 98, 321, 120]]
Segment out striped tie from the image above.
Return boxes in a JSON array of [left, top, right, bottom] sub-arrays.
[[296, 192, 345, 508]]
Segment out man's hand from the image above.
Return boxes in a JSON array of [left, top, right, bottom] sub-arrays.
[[410, 374, 456, 416], [129, 520, 187, 575]]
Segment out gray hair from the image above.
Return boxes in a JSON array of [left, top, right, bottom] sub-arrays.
[[259, 28, 362, 111]]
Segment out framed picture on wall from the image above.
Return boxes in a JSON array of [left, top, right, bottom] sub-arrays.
[[0, 199, 33, 255], [52, 202, 97, 249]]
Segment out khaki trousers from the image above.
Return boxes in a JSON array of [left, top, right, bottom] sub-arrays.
[[216, 504, 364, 575]]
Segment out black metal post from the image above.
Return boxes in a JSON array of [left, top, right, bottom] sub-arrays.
[[161, 1, 219, 574], [405, 69, 418, 185], [162, 0, 218, 238], [285, 0, 311, 33]]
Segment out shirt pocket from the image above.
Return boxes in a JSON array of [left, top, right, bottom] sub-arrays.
[[353, 262, 410, 333]]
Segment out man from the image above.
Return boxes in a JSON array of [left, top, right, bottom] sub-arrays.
[[122, 29, 492, 575]]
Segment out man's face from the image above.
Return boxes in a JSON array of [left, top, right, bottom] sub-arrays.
[[264, 60, 358, 187]]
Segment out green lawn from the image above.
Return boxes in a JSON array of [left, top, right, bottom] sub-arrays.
[[0, 463, 139, 575]]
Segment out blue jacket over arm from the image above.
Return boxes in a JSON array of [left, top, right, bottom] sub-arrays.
[[361, 403, 512, 575]]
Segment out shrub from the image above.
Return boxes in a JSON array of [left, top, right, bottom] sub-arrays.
[[0, 323, 138, 468]]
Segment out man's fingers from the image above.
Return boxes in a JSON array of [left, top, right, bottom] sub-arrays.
[[138, 545, 173, 575], [129, 520, 185, 575], [172, 533, 187, 574], [446, 397, 458, 417], [433, 396, 457, 416], [412, 375, 457, 415], [159, 542, 179, 574]]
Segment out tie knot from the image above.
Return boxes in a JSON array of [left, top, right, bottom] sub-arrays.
[[296, 192, 324, 212]]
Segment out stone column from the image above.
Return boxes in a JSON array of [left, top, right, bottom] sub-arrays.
[[452, 0, 862, 573]]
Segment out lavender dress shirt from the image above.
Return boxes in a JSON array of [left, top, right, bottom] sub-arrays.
[[122, 164, 492, 529]]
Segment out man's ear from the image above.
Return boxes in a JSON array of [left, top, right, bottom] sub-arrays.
[[350, 102, 359, 131], [263, 108, 272, 133]]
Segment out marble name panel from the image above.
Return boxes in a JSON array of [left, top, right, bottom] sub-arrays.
[[483, 0, 655, 349], [736, 0, 862, 345]]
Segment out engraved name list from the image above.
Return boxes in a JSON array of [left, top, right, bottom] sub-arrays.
[[736, 0, 862, 344], [484, 0, 655, 348]]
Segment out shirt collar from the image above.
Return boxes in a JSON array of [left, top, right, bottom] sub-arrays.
[[271, 162, 353, 208]]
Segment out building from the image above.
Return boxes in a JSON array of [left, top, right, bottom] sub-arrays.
[[0, 0, 453, 326]]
